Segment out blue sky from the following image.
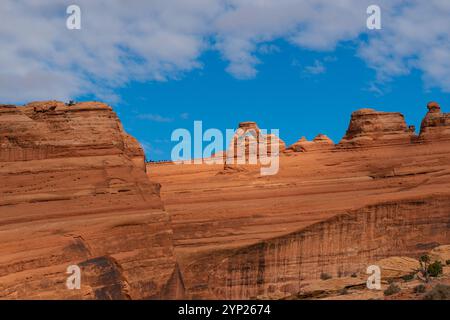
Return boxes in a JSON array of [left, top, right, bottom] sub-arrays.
[[107, 39, 448, 161], [2, 1, 450, 161]]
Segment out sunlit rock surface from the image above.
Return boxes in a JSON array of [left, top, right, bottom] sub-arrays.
[[0, 101, 180, 299]]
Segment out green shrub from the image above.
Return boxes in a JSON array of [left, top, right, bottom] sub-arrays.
[[402, 273, 415, 282], [446, 260, 450, 266], [414, 284, 426, 294], [418, 255, 431, 281], [384, 283, 401, 296], [423, 284, 450, 300], [427, 261, 443, 277], [320, 273, 332, 280]]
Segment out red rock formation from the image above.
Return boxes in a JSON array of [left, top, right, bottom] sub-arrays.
[[224, 121, 285, 172], [419, 101, 450, 141], [1, 100, 450, 300], [148, 102, 450, 299], [227, 121, 286, 159], [209, 196, 450, 299], [339, 108, 415, 147], [0, 101, 180, 299], [288, 134, 334, 152]]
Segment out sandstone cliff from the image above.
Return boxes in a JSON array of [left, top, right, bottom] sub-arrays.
[[287, 134, 334, 152], [0, 101, 181, 299], [1, 100, 449, 300], [338, 108, 415, 147], [148, 102, 450, 299], [227, 121, 286, 159], [419, 102, 450, 141]]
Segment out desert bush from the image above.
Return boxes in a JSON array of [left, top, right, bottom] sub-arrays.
[[413, 284, 426, 294], [384, 283, 401, 296], [320, 273, 332, 280], [351, 273, 358, 278], [446, 260, 450, 265], [423, 284, 450, 300], [402, 273, 415, 282], [427, 261, 443, 277], [417, 255, 440, 282]]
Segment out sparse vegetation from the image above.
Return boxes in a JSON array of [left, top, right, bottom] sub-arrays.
[[145, 159, 172, 163], [423, 284, 450, 300], [427, 261, 443, 278], [446, 259, 450, 266], [418, 254, 431, 282], [351, 273, 358, 278], [384, 283, 401, 296], [414, 284, 426, 294], [320, 272, 332, 280], [402, 273, 415, 282]]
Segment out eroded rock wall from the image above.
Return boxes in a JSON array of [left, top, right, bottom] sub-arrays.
[[148, 102, 450, 299], [338, 108, 414, 147], [419, 102, 450, 141], [209, 196, 450, 299], [0, 101, 180, 299], [2, 100, 450, 300]]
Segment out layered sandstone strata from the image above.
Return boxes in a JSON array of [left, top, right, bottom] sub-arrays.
[[419, 102, 450, 141], [1, 100, 450, 300], [148, 102, 450, 299], [288, 134, 334, 152], [0, 101, 180, 299], [224, 121, 286, 173], [338, 108, 415, 147], [227, 121, 286, 159]]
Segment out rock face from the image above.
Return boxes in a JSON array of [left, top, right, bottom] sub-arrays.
[[339, 108, 415, 147], [0, 101, 145, 170], [209, 196, 449, 299], [227, 121, 286, 159], [288, 134, 334, 152], [2, 100, 450, 300], [0, 101, 180, 299], [285, 245, 450, 300], [224, 121, 285, 172], [419, 102, 450, 141], [148, 102, 450, 299]]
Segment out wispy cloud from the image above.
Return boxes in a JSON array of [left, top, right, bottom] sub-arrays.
[[1, 0, 450, 102], [140, 141, 164, 157], [365, 82, 384, 96], [137, 114, 174, 123], [180, 112, 189, 120], [303, 60, 326, 75], [258, 44, 280, 55], [154, 138, 170, 144], [293, 56, 337, 76]]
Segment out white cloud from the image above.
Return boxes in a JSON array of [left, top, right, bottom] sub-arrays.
[[358, 0, 450, 91], [1, 0, 450, 103], [303, 60, 326, 75], [154, 138, 170, 144], [258, 44, 280, 55], [140, 140, 164, 157], [137, 113, 174, 122], [180, 112, 189, 120]]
